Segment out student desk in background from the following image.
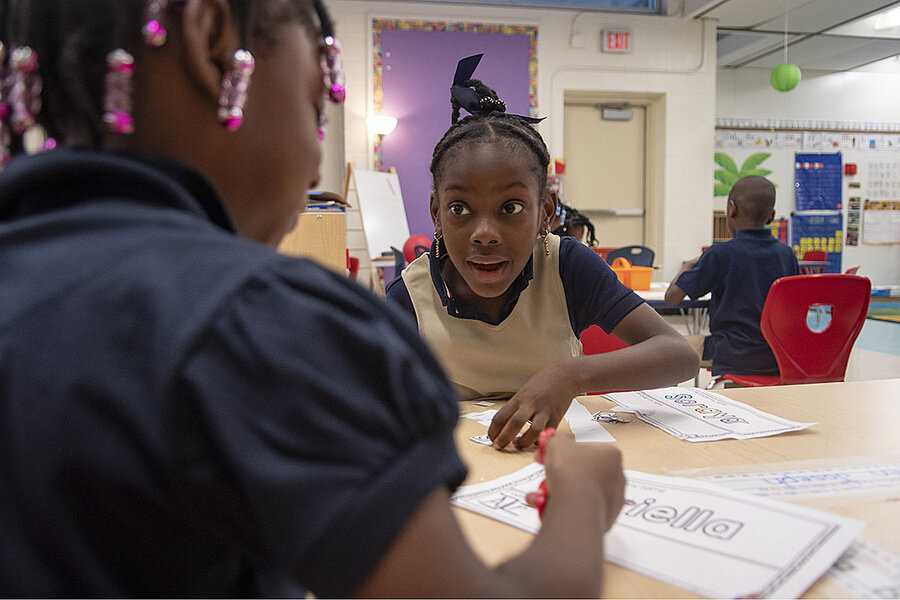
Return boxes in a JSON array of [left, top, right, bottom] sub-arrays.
[[635, 282, 710, 335], [452, 379, 900, 598]]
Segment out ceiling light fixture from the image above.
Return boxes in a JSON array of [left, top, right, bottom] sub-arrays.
[[874, 5, 900, 30], [771, 10, 801, 92]]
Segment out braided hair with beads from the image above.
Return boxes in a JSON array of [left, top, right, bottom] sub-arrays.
[[430, 77, 551, 198], [0, 0, 334, 150]]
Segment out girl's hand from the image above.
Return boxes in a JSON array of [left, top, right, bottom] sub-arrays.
[[487, 369, 573, 450], [537, 434, 625, 532]]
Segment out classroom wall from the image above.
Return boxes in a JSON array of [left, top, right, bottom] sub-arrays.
[[327, 0, 717, 282], [717, 66, 900, 286]]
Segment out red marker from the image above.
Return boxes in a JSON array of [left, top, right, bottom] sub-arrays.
[[534, 427, 556, 518]]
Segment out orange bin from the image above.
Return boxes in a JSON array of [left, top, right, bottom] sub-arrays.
[[609, 257, 652, 291]]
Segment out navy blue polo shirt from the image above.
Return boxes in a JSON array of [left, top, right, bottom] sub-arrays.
[[0, 147, 466, 597], [385, 236, 643, 335], [675, 229, 800, 376]]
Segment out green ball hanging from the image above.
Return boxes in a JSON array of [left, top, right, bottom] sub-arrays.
[[771, 63, 801, 92]]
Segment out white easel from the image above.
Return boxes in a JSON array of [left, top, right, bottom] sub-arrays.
[[342, 163, 411, 294]]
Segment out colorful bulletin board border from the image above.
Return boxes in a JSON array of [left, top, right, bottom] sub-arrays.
[[372, 19, 538, 171]]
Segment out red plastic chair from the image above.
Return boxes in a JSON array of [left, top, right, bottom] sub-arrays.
[[800, 249, 828, 274], [579, 325, 627, 354], [579, 326, 630, 395], [402, 234, 432, 265], [712, 274, 870, 387]]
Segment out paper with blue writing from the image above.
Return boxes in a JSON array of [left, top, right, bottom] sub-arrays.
[[695, 461, 900, 501], [602, 387, 815, 441]]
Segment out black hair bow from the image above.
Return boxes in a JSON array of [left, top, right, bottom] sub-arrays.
[[450, 53, 544, 125]]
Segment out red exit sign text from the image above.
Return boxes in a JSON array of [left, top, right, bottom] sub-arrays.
[[602, 29, 632, 53]]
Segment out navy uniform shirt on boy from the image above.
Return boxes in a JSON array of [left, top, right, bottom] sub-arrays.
[[674, 228, 800, 376]]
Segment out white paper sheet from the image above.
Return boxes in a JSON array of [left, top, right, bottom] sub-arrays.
[[450, 463, 544, 534], [460, 409, 497, 427], [603, 387, 816, 441], [827, 540, 900, 599], [695, 462, 900, 500], [607, 471, 863, 598], [451, 466, 863, 599], [564, 398, 616, 442]]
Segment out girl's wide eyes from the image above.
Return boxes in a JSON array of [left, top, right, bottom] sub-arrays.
[[503, 202, 525, 214], [447, 201, 524, 216]]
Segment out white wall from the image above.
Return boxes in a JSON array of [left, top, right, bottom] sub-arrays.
[[717, 65, 900, 286], [327, 1, 717, 282]]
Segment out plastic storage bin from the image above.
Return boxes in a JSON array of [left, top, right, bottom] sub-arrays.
[[609, 257, 652, 291]]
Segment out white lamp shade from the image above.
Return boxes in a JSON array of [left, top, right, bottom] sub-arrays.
[[367, 114, 398, 135]]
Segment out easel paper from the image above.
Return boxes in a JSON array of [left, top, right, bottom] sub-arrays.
[[603, 387, 815, 441]]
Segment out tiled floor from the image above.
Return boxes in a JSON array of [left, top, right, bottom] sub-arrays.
[[664, 314, 900, 388]]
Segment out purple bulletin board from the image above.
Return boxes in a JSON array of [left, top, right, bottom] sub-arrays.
[[374, 20, 538, 239]]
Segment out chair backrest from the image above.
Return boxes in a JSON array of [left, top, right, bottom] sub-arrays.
[[606, 245, 655, 267], [579, 325, 628, 354], [403, 234, 432, 265], [843, 264, 860, 275], [347, 256, 360, 281], [801, 249, 827, 262], [760, 274, 871, 384]]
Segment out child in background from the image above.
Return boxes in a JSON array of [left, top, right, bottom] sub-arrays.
[[386, 54, 697, 450], [0, 4, 625, 597], [552, 201, 598, 247], [665, 175, 800, 378]]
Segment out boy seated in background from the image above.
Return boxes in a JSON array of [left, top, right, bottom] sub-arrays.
[[665, 175, 800, 379]]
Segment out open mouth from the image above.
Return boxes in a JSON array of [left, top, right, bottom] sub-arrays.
[[467, 258, 508, 284]]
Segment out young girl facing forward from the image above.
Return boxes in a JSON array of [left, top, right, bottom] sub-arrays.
[[386, 55, 698, 450]]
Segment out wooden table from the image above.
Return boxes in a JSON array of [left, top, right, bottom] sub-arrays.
[[453, 379, 900, 598]]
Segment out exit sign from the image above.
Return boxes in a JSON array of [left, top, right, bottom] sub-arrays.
[[603, 29, 632, 53]]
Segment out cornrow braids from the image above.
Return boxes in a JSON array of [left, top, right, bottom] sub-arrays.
[[553, 202, 598, 246], [0, 0, 326, 148], [432, 78, 550, 195]]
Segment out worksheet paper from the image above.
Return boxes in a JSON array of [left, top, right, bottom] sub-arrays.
[[451, 466, 863, 599], [460, 409, 497, 427], [827, 540, 900, 599], [564, 398, 616, 442], [603, 387, 816, 441], [695, 462, 900, 500], [461, 400, 616, 443], [678, 461, 900, 597]]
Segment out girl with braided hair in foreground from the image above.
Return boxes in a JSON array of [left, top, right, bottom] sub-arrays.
[[387, 54, 697, 450], [0, 3, 628, 597]]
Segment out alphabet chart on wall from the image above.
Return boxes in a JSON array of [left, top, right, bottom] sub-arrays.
[[451, 467, 863, 599]]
